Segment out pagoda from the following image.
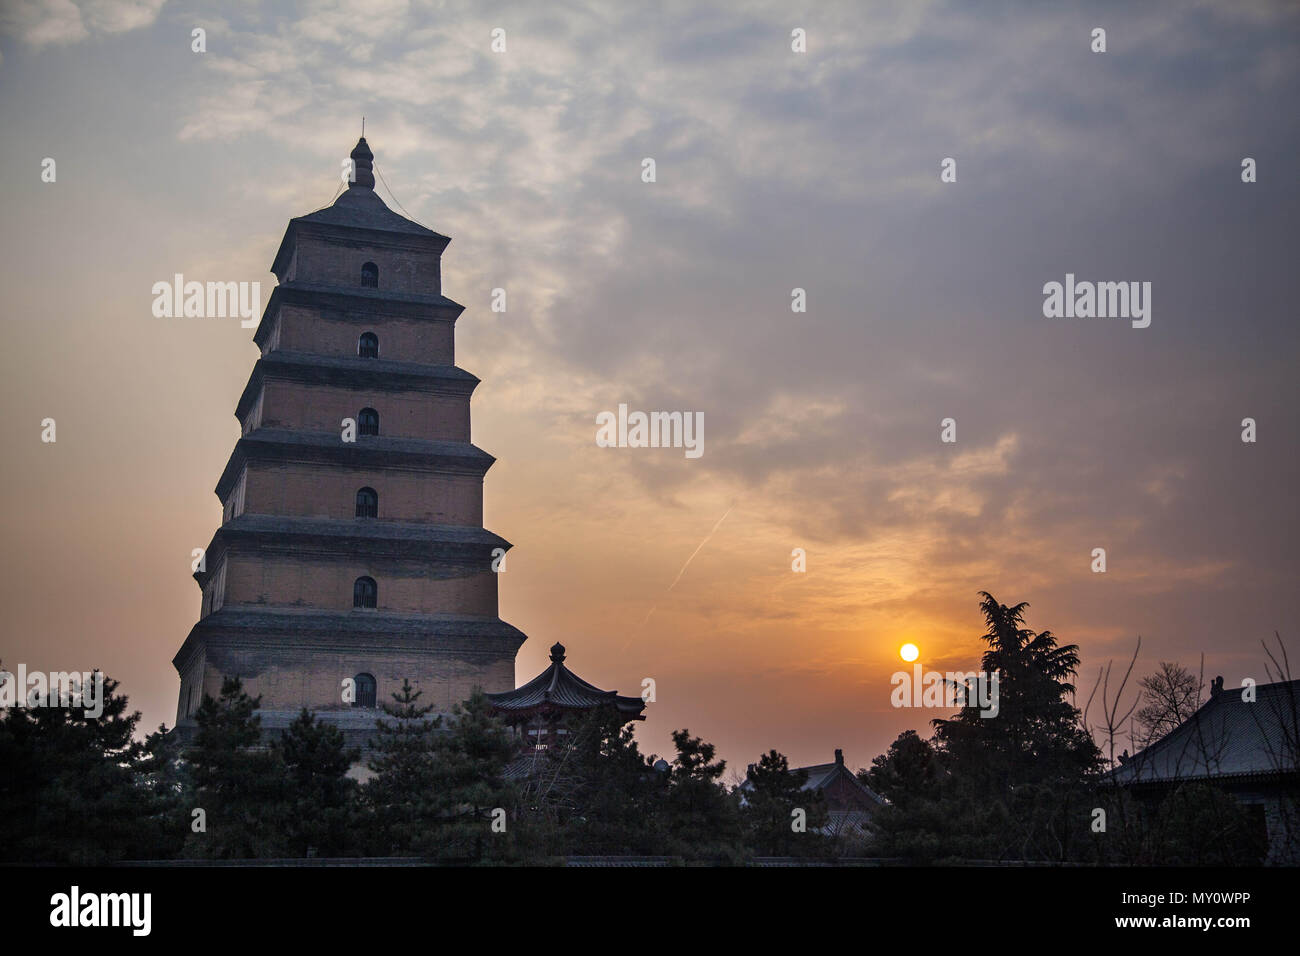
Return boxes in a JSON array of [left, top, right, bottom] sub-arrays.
[[171, 137, 526, 747], [486, 642, 646, 751]]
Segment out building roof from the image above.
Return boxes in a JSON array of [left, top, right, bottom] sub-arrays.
[[739, 749, 887, 810], [270, 137, 449, 277], [294, 136, 443, 239], [1105, 678, 1300, 786], [797, 760, 885, 806], [485, 643, 646, 721], [294, 182, 445, 238]]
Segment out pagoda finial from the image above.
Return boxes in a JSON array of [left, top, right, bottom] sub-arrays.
[[349, 135, 375, 190], [550, 642, 566, 663]]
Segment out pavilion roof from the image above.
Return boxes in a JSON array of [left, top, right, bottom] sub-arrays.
[[485, 643, 646, 721]]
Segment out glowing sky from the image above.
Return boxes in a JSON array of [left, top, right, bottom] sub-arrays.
[[1, 0, 1296, 777]]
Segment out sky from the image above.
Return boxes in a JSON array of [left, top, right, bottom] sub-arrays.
[[0, 0, 1297, 780]]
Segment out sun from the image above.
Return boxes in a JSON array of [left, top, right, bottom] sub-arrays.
[[899, 643, 920, 663]]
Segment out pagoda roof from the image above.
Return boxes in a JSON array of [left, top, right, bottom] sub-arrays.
[[270, 137, 450, 278], [485, 643, 646, 721], [295, 185, 446, 239]]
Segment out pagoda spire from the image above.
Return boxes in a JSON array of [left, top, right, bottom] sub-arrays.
[[349, 135, 375, 190]]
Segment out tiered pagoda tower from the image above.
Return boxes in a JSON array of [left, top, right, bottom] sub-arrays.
[[172, 137, 526, 745]]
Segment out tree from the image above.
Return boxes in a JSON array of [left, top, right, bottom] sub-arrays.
[[924, 593, 1103, 861], [661, 728, 744, 861], [742, 750, 828, 856], [861, 730, 941, 809], [0, 671, 176, 863], [133, 722, 191, 860], [425, 689, 515, 862], [363, 679, 442, 855], [183, 677, 291, 859], [1135, 662, 1202, 748], [511, 704, 664, 857], [277, 709, 360, 857]]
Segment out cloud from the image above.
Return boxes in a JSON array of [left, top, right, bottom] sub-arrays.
[[0, 0, 166, 46]]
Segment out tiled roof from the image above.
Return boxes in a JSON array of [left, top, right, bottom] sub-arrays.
[[1105, 678, 1300, 785], [738, 753, 887, 810], [485, 643, 646, 720], [792, 760, 887, 807], [296, 185, 445, 239]]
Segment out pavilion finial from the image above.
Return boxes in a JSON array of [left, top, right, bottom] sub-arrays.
[[550, 642, 566, 663], [349, 135, 375, 190]]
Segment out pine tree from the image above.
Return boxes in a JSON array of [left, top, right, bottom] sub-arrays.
[[133, 722, 191, 860], [742, 750, 828, 856], [0, 671, 163, 864], [861, 730, 942, 808], [922, 592, 1103, 861], [277, 709, 360, 857], [425, 688, 515, 861], [566, 704, 663, 854], [661, 728, 744, 861], [184, 677, 291, 859], [363, 678, 442, 855]]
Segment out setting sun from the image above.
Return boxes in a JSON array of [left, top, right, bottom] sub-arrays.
[[900, 643, 920, 662]]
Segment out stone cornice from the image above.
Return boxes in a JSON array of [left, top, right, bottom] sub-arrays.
[[192, 514, 511, 588], [214, 428, 494, 500], [252, 283, 465, 350], [172, 608, 527, 671], [234, 351, 479, 421]]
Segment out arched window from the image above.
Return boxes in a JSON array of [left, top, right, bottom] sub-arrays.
[[358, 331, 379, 359], [361, 262, 378, 288], [356, 487, 378, 518], [353, 576, 377, 609], [353, 673, 377, 708], [358, 407, 379, 436]]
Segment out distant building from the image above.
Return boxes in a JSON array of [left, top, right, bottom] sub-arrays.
[[740, 749, 886, 838], [171, 137, 527, 749], [1104, 677, 1300, 864]]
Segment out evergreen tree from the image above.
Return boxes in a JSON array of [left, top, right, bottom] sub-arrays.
[[520, 704, 665, 855], [661, 728, 744, 861], [277, 709, 360, 857], [363, 678, 442, 855], [742, 750, 828, 856], [861, 730, 941, 809], [184, 677, 291, 859], [425, 689, 515, 861], [876, 593, 1103, 862], [0, 671, 168, 863], [133, 722, 191, 860]]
